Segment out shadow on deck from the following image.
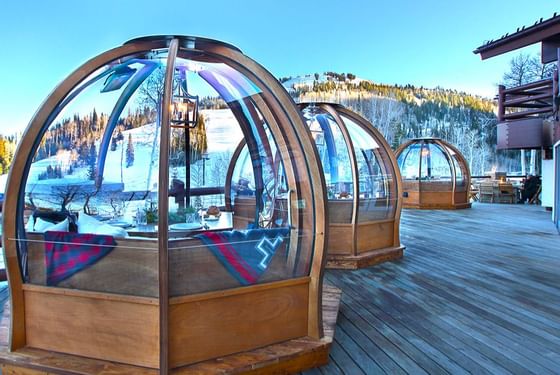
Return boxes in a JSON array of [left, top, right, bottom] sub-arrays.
[[0, 204, 559, 374], [308, 203, 560, 374]]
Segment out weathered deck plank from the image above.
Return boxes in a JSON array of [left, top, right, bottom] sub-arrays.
[[0, 203, 559, 374], [308, 203, 560, 374]]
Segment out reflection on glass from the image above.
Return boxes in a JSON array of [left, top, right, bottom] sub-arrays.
[[398, 143, 422, 180], [17, 44, 317, 299], [167, 54, 296, 296], [342, 114, 395, 222], [302, 108, 353, 201], [22, 55, 165, 296]]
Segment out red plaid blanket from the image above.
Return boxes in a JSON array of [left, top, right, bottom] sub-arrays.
[[44, 231, 116, 286]]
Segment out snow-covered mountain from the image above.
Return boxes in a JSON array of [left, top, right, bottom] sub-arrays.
[[281, 72, 367, 92]]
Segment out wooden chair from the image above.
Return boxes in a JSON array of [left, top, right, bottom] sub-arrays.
[[529, 185, 542, 205], [478, 182, 494, 203], [498, 183, 515, 204], [469, 185, 480, 202]]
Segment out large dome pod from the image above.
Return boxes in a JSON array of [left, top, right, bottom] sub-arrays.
[[396, 137, 472, 209], [2, 36, 331, 373]]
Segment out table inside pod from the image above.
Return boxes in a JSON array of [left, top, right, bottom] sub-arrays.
[[0, 35, 340, 374]]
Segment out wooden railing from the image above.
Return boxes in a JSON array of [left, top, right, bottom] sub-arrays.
[[498, 71, 558, 121]]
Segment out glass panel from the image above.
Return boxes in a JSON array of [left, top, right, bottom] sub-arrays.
[[446, 146, 467, 191], [168, 54, 307, 297], [420, 143, 452, 180], [343, 115, 396, 222], [418, 142, 453, 193], [19, 53, 165, 297], [397, 143, 422, 180], [302, 108, 353, 224]]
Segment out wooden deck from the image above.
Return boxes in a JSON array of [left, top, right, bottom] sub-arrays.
[[307, 203, 560, 374], [1, 203, 559, 374]]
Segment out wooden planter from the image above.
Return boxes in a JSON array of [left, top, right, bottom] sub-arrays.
[[396, 138, 472, 210], [1, 35, 336, 374]]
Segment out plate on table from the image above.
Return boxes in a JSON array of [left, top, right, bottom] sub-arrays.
[[94, 214, 112, 222], [169, 223, 203, 231], [108, 220, 133, 229]]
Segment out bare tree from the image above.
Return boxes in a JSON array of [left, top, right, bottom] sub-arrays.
[[528, 55, 556, 80], [502, 53, 534, 87], [368, 97, 404, 146]]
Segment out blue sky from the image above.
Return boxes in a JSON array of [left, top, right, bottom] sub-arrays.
[[0, 0, 557, 135]]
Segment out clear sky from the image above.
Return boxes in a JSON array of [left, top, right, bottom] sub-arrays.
[[0, 0, 557, 135]]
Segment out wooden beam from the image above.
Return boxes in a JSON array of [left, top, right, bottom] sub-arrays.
[[157, 37, 179, 374], [501, 78, 553, 94], [503, 107, 552, 120], [503, 93, 552, 107]]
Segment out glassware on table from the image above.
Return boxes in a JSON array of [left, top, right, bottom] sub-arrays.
[[185, 212, 200, 224], [135, 208, 148, 231]]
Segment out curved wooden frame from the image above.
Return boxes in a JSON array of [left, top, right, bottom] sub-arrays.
[[395, 138, 472, 209], [1, 36, 329, 373]]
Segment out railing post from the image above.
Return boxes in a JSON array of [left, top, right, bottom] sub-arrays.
[[498, 84, 506, 121], [554, 70, 558, 119], [555, 48, 560, 120]]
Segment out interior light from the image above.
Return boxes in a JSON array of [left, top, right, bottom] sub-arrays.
[[171, 69, 199, 128]]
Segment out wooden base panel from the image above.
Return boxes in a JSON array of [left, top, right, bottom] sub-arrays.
[[326, 246, 405, 270], [403, 202, 471, 210], [0, 287, 342, 375]]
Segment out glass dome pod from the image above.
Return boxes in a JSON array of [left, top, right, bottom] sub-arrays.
[[396, 137, 471, 209], [2, 36, 331, 373], [225, 103, 404, 270]]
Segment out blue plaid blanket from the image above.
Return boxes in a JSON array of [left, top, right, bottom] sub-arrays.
[[194, 228, 290, 285]]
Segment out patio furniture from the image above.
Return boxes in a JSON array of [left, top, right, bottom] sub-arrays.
[[469, 184, 480, 201], [529, 185, 542, 204], [478, 182, 495, 203], [498, 182, 515, 203]]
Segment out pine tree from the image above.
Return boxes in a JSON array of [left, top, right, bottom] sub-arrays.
[[111, 137, 118, 151], [87, 142, 97, 180], [126, 133, 134, 168], [190, 114, 208, 163]]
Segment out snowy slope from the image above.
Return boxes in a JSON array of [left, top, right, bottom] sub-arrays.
[[0, 109, 241, 195]]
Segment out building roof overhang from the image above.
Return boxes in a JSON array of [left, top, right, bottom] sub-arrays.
[[473, 13, 560, 62]]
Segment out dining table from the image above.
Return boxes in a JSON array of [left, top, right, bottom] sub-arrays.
[[122, 211, 233, 238]]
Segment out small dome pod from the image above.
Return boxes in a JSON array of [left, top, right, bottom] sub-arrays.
[[226, 102, 404, 269], [396, 137, 472, 209]]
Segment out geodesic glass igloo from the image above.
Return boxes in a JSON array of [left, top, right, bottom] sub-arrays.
[[2, 36, 330, 373], [396, 137, 471, 209], [225, 103, 404, 269]]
